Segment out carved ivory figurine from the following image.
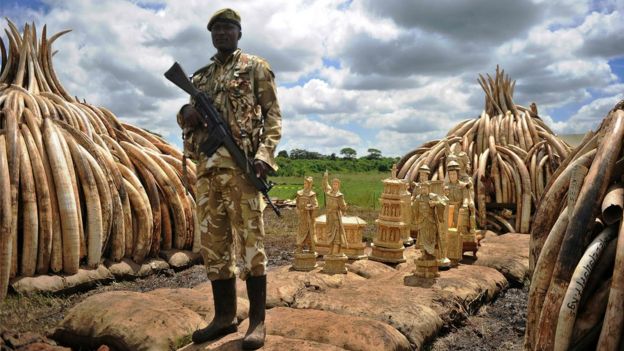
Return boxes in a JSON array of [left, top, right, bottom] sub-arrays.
[[444, 142, 476, 234], [412, 182, 446, 262], [323, 170, 348, 255], [444, 161, 469, 266], [445, 161, 470, 230], [295, 177, 318, 254]]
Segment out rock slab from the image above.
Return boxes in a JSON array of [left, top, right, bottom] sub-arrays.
[[472, 233, 530, 284], [254, 307, 410, 351], [179, 333, 347, 351], [52, 291, 207, 351], [147, 287, 249, 322]]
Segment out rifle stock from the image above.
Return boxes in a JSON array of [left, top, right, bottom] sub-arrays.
[[165, 61, 281, 217]]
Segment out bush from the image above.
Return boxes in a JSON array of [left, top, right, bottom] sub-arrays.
[[274, 157, 398, 177]]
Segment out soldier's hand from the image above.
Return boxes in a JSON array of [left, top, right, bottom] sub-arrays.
[[180, 104, 202, 128], [254, 159, 270, 179]]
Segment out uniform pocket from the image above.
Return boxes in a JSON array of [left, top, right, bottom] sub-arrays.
[[247, 193, 267, 213]]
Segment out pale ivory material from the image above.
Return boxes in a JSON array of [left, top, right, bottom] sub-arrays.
[[553, 225, 616, 351], [321, 171, 348, 275], [444, 161, 470, 267], [408, 170, 448, 281], [315, 215, 367, 261], [293, 176, 319, 271], [370, 164, 407, 263]]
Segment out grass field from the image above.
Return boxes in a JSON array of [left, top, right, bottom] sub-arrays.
[[268, 172, 388, 209]]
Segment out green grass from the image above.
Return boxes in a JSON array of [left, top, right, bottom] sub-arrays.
[[269, 172, 388, 209]]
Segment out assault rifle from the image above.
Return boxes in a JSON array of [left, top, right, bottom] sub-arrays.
[[164, 62, 281, 217]]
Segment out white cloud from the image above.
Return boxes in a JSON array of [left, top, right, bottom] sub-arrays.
[[279, 118, 362, 155], [1, 0, 623, 158], [561, 93, 624, 133]]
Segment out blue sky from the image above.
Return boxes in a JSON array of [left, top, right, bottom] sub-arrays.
[[1, 0, 623, 156]]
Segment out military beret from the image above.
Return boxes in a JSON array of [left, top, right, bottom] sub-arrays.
[[207, 8, 241, 31]]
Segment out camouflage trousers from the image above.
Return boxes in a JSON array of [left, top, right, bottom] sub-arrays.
[[196, 168, 267, 281]]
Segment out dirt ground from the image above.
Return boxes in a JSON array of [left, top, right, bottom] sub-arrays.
[[427, 285, 527, 351], [0, 207, 527, 350]]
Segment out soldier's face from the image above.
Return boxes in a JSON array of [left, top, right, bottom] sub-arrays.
[[211, 22, 241, 52], [332, 180, 340, 192]]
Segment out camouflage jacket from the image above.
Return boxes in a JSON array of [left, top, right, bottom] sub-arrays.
[[177, 49, 282, 176]]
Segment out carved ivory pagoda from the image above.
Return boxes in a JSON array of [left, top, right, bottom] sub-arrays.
[[370, 165, 407, 263]]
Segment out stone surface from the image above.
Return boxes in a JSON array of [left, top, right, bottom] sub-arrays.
[[400, 232, 529, 285], [251, 307, 410, 351], [2, 331, 51, 349], [52, 291, 207, 351], [292, 265, 507, 349], [178, 333, 347, 351], [194, 266, 365, 308], [160, 250, 203, 270], [471, 233, 529, 284], [149, 287, 249, 322], [15, 343, 71, 351], [345, 259, 396, 279], [11, 265, 113, 295]]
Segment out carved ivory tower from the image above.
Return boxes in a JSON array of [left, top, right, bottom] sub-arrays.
[[369, 165, 407, 263]]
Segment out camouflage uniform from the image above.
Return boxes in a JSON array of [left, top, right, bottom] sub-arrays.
[[178, 49, 281, 281]]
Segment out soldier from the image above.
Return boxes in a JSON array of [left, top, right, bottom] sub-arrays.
[[323, 171, 348, 255], [176, 8, 281, 349], [295, 177, 318, 254]]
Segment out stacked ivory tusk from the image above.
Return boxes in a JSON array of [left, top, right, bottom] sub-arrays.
[[0, 21, 198, 300], [396, 66, 571, 234], [525, 100, 624, 351]]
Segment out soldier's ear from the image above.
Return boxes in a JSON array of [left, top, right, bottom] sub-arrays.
[[238, 31, 242, 40]]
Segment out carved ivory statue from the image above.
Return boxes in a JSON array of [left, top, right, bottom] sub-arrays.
[[412, 182, 446, 261], [323, 171, 348, 255], [444, 161, 470, 266], [444, 143, 477, 234], [295, 176, 318, 254], [445, 161, 470, 229]]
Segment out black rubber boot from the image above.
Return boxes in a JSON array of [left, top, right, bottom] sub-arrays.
[[242, 275, 266, 350], [192, 278, 238, 344]]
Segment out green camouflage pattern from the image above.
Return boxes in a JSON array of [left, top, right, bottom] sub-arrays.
[[178, 49, 282, 175], [177, 49, 281, 281], [196, 169, 267, 280]]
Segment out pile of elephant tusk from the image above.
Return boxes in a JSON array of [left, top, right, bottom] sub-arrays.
[[525, 100, 624, 351], [396, 66, 571, 234], [0, 21, 198, 300]]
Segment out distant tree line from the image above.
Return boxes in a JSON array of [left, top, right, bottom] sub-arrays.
[[273, 147, 398, 176], [278, 147, 384, 160]]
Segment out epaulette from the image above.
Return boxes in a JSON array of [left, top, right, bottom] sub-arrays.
[[241, 53, 275, 78]]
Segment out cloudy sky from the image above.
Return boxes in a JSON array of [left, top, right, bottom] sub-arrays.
[[2, 0, 623, 157]]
